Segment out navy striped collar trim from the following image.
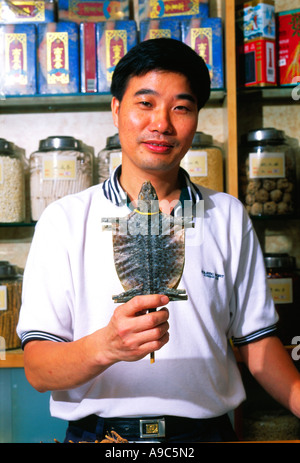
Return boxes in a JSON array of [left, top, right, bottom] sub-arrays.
[[102, 165, 203, 210]]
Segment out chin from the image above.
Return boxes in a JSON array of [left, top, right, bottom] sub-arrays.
[[142, 164, 176, 174], [141, 157, 179, 171]]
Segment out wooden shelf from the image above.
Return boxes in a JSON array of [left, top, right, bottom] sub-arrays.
[[237, 86, 300, 104], [0, 92, 112, 114], [0, 222, 36, 228], [1, 349, 24, 368]]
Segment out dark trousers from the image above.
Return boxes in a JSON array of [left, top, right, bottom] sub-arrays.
[[64, 413, 238, 443]]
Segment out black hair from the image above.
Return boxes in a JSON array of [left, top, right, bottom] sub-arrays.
[[110, 38, 211, 110]]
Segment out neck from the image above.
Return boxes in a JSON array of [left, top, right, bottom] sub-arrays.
[[119, 165, 182, 214]]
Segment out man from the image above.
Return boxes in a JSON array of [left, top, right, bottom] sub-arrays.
[[17, 38, 300, 443]]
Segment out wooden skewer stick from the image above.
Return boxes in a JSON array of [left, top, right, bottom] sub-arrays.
[[149, 308, 156, 364]]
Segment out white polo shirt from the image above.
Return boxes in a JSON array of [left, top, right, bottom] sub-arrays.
[[17, 167, 278, 421]]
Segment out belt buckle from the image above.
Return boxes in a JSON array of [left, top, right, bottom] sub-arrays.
[[139, 418, 165, 439]]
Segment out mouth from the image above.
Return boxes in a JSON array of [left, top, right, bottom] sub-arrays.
[[142, 140, 174, 154]]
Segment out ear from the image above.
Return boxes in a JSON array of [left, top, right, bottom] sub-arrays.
[[111, 96, 120, 128]]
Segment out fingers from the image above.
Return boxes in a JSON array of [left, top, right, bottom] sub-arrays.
[[134, 313, 170, 348], [114, 297, 169, 336], [117, 316, 170, 362], [118, 294, 170, 317], [107, 294, 170, 362]]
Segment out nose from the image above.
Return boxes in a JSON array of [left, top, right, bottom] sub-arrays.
[[149, 107, 174, 134]]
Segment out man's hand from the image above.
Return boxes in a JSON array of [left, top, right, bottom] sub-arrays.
[[99, 294, 170, 364], [24, 294, 170, 392]]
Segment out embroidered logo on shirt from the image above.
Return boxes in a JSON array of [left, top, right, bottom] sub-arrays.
[[202, 270, 224, 281]]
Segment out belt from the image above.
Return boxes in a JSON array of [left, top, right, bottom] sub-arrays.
[[69, 414, 229, 441]]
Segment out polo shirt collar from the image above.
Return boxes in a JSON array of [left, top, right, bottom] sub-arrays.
[[102, 164, 202, 214]]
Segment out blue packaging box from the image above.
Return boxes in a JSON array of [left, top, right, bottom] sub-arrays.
[[37, 22, 80, 94], [96, 20, 137, 93], [181, 17, 224, 89], [0, 23, 37, 95], [138, 0, 209, 22], [0, 0, 56, 24], [140, 18, 181, 41], [58, 0, 130, 23]]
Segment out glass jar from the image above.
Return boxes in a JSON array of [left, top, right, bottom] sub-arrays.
[[0, 261, 23, 349], [30, 136, 93, 221], [239, 128, 297, 217], [180, 132, 224, 191], [264, 253, 300, 346], [97, 133, 122, 184], [0, 138, 26, 223]]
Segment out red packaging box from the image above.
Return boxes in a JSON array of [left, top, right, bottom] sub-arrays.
[[238, 38, 277, 86], [277, 9, 300, 86], [80, 23, 97, 92]]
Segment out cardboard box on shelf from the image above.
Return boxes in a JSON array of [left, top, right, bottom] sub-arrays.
[[0, 23, 37, 95], [140, 18, 181, 41], [96, 20, 137, 93], [37, 22, 80, 94], [277, 8, 300, 86], [237, 37, 277, 87], [138, 0, 209, 22], [181, 16, 224, 89], [57, 0, 129, 23], [0, 0, 56, 24], [80, 22, 97, 92], [236, 0, 276, 42]]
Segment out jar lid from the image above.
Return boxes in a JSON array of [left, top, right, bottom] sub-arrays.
[[106, 133, 121, 150], [0, 261, 19, 279], [242, 128, 286, 144], [38, 136, 83, 152], [191, 132, 213, 146], [264, 253, 296, 269], [0, 138, 15, 154]]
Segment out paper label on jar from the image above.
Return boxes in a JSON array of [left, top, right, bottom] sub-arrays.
[[0, 159, 3, 184], [0, 286, 7, 311], [180, 151, 208, 177], [249, 152, 285, 179], [109, 152, 122, 174], [268, 278, 293, 304], [42, 156, 77, 180]]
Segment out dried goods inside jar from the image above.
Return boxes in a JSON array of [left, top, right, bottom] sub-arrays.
[[180, 132, 224, 192], [29, 136, 93, 221], [239, 128, 297, 217], [0, 138, 26, 223]]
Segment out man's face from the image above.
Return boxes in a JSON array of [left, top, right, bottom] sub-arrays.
[[111, 70, 199, 176]]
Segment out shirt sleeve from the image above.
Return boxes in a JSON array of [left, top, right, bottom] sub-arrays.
[[228, 208, 278, 346], [17, 202, 75, 348]]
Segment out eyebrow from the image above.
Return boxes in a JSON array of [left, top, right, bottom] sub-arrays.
[[134, 88, 197, 104]]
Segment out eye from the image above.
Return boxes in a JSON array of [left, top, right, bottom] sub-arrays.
[[174, 105, 191, 113], [137, 100, 152, 108]]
